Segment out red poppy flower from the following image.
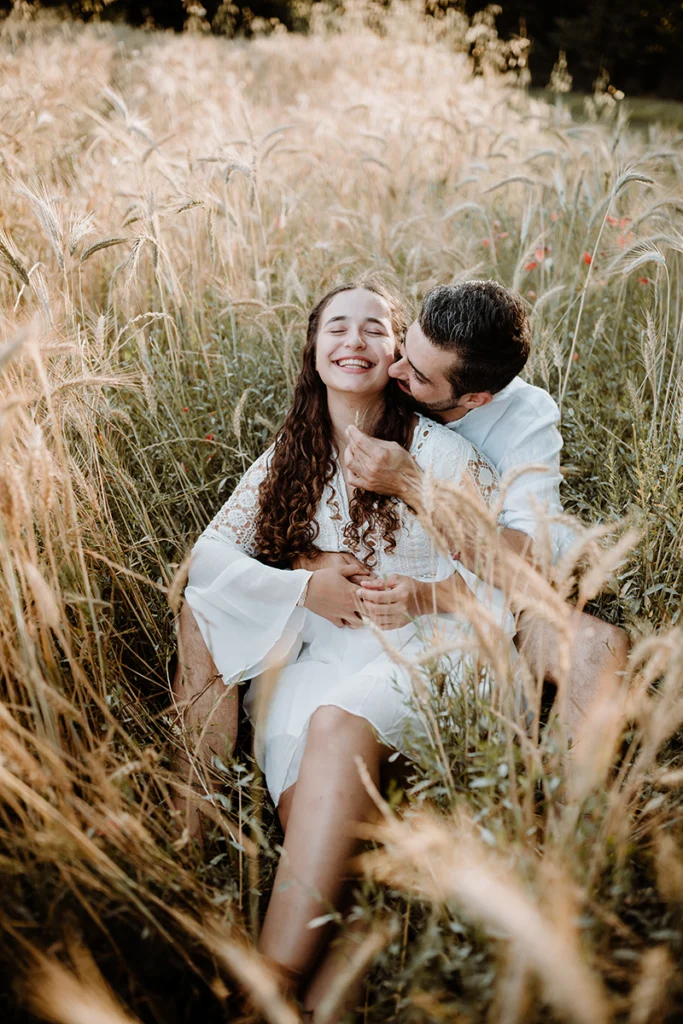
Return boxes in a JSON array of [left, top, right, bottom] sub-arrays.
[[550, 211, 558, 221], [619, 217, 631, 229], [535, 248, 545, 262], [638, 277, 650, 285], [572, 353, 579, 362], [606, 215, 619, 227], [482, 238, 490, 247], [206, 433, 215, 441], [583, 252, 593, 265], [497, 231, 509, 240], [182, 407, 189, 413], [525, 260, 538, 271]]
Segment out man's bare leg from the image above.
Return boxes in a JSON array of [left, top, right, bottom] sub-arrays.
[[516, 608, 630, 740], [171, 601, 239, 841]]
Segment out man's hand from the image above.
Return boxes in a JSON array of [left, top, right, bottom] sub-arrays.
[[356, 574, 422, 631], [304, 565, 366, 629], [291, 549, 372, 582], [344, 425, 423, 504]]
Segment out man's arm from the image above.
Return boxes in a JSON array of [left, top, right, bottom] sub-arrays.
[[343, 424, 424, 507], [343, 424, 539, 597], [290, 549, 373, 585]]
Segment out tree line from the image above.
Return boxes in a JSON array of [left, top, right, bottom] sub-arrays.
[[2, 0, 682, 100]]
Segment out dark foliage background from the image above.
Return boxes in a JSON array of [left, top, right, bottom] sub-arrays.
[[484, 0, 683, 101], [2, 0, 683, 99]]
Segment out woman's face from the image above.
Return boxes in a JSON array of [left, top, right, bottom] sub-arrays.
[[315, 288, 395, 397]]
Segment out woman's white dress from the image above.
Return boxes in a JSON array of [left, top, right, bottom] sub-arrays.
[[185, 414, 513, 805]]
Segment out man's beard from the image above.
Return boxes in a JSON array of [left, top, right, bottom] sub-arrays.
[[394, 382, 459, 416], [416, 394, 461, 414]]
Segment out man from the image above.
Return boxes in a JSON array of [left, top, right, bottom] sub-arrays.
[[343, 280, 630, 734], [172, 279, 629, 836]]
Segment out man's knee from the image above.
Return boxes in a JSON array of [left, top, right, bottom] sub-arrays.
[[179, 600, 202, 644], [177, 601, 216, 672], [577, 613, 630, 669]]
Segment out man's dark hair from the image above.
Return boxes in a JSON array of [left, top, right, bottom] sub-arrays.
[[418, 280, 530, 397]]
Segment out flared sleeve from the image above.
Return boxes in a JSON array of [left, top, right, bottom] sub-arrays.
[[184, 447, 312, 686]]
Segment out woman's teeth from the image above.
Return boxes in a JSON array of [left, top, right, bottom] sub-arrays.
[[335, 358, 373, 369]]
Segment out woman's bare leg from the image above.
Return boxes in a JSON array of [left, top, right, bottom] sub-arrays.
[[258, 706, 388, 982], [171, 602, 239, 840], [302, 913, 370, 1022]]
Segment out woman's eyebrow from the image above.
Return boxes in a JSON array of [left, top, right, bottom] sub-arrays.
[[324, 315, 387, 329]]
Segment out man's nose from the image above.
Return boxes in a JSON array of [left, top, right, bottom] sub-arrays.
[[388, 357, 408, 379]]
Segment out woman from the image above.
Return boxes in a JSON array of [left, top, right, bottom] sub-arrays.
[[185, 280, 510, 1018]]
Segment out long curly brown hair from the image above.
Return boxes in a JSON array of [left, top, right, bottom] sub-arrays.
[[253, 280, 413, 567]]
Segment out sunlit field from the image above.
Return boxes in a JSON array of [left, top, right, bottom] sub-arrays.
[[1, 5, 682, 1022]]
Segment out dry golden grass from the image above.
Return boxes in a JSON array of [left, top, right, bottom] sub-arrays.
[[0, 5, 682, 1022]]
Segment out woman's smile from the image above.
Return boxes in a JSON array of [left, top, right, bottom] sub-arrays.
[[332, 356, 376, 373]]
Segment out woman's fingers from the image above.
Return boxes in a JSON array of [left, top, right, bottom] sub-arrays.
[[361, 603, 405, 624], [376, 617, 403, 630], [358, 577, 387, 590], [358, 587, 401, 606]]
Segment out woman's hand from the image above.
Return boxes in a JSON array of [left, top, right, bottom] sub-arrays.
[[304, 565, 366, 628], [355, 574, 425, 630]]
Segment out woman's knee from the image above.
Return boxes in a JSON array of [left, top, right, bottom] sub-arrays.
[[307, 706, 375, 750]]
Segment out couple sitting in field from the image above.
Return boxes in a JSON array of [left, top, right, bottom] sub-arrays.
[[172, 278, 629, 1018]]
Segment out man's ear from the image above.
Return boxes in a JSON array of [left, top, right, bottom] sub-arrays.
[[459, 391, 494, 410]]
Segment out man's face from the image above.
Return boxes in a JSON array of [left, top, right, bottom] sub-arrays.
[[388, 319, 460, 413]]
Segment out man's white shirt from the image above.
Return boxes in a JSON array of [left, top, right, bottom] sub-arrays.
[[444, 376, 575, 561]]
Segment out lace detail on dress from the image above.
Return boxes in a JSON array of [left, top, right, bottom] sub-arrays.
[[208, 448, 273, 555], [412, 417, 499, 509], [465, 450, 499, 507], [411, 417, 435, 456]]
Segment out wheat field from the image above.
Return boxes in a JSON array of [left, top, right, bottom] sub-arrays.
[[1, 5, 682, 1022]]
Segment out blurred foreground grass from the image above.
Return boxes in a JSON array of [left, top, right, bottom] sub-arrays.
[[0, 5, 682, 1022]]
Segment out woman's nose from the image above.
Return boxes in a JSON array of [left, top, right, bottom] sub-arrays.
[[345, 327, 366, 349]]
